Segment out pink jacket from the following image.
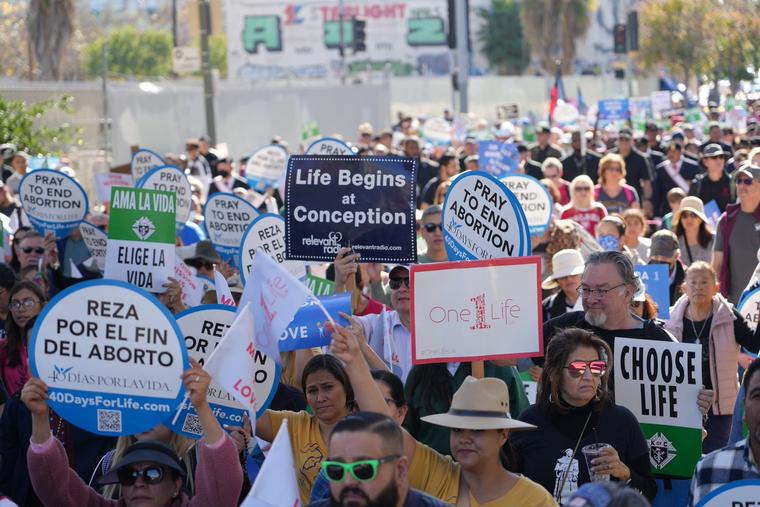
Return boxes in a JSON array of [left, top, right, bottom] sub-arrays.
[[27, 433, 243, 507], [665, 294, 739, 415]]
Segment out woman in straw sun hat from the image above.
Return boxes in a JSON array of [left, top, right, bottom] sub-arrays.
[[542, 249, 585, 322], [672, 196, 714, 266], [397, 376, 557, 506], [509, 328, 655, 505]]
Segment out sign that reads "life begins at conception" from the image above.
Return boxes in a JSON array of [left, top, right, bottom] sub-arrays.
[[285, 156, 417, 263]]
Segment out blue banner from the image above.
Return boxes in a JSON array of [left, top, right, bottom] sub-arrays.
[[634, 264, 671, 319], [280, 293, 352, 351], [598, 99, 630, 122], [478, 141, 520, 178], [285, 156, 417, 263]]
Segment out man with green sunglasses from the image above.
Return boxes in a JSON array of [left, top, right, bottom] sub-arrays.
[[308, 411, 452, 507]]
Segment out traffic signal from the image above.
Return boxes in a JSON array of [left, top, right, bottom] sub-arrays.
[[352, 17, 367, 53], [613, 24, 627, 54], [627, 11, 639, 51]]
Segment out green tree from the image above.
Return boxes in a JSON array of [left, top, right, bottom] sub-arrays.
[[520, 0, 596, 74], [478, 0, 530, 75], [705, 2, 760, 90], [210, 35, 228, 79], [82, 26, 173, 79], [637, 0, 714, 86], [0, 95, 82, 155]]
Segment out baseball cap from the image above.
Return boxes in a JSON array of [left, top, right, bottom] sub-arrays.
[[618, 128, 633, 139], [701, 144, 726, 158], [99, 440, 186, 485], [649, 230, 679, 258], [536, 122, 551, 134], [734, 164, 760, 183], [0, 144, 17, 160]]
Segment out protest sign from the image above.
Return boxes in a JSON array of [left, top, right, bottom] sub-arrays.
[[285, 156, 417, 263], [239, 213, 307, 284], [203, 192, 259, 265], [18, 169, 89, 238], [519, 371, 538, 405], [421, 117, 452, 146], [280, 293, 352, 352], [244, 144, 289, 192], [597, 99, 630, 122], [501, 174, 553, 236], [305, 274, 334, 297], [95, 173, 133, 204], [305, 137, 354, 156], [104, 186, 176, 292], [695, 480, 760, 507], [633, 264, 671, 319], [136, 165, 192, 231], [496, 103, 519, 121], [650, 91, 672, 118], [704, 200, 721, 230], [131, 148, 165, 181], [29, 280, 188, 435], [553, 102, 579, 124], [478, 141, 520, 177], [411, 257, 542, 364], [78, 221, 107, 272], [738, 286, 760, 332], [614, 338, 702, 477], [441, 171, 530, 261], [174, 257, 206, 308], [172, 305, 279, 438]]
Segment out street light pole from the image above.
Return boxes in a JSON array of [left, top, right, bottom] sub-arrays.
[[198, 0, 217, 144], [454, 0, 469, 112]]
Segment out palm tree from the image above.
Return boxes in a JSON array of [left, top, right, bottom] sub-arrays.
[[27, 0, 75, 80], [520, 0, 596, 74]]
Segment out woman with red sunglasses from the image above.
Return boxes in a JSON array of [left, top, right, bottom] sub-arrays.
[[509, 328, 656, 504]]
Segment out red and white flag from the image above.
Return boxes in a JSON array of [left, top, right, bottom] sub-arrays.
[[214, 266, 236, 307]]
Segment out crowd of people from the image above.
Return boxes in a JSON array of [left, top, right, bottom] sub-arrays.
[[0, 97, 759, 507]]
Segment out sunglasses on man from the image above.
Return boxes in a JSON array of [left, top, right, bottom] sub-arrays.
[[322, 456, 400, 483]]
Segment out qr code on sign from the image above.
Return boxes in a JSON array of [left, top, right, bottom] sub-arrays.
[[182, 414, 203, 436], [97, 409, 122, 433]]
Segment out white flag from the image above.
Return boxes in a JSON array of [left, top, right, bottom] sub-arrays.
[[203, 303, 257, 422], [69, 259, 83, 279], [214, 266, 236, 307], [241, 420, 301, 507], [238, 249, 310, 363]]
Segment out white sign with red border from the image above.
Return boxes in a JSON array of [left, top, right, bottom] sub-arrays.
[[411, 256, 543, 364]]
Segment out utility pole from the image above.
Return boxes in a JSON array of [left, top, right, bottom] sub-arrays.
[[198, 0, 217, 144], [171, 0, 178, 47], [454, 0, 469, 113], [338, 0, 346, 85], [101, 43, 110, 168]]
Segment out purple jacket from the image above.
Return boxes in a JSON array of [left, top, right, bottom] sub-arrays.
[[717, 202, 760, 298], [27, 434, 242, 507]]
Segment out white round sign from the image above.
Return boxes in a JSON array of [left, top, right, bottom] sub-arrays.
[[131, 148, 165, 181], [136, 165, 192, 230], [29, 280, 188, 435], [203, 193, 259, 264], [19, 169, 89, 238], [239, 213, 307, 284], [78, 221, 107, 272], [171, 305, 280, 438], [305, 137, 354, 156], [245, 144, 289, 192], [501, 174, 554, 236]]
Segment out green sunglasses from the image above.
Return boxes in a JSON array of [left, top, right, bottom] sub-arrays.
[[322, 455, 400, 483]]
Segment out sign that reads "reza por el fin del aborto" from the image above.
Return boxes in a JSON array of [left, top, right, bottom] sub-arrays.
[[285, 156, 417, 263]]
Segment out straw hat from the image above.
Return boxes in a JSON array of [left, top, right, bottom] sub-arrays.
[[542, 249, 585, 290], [421, 376, 536, 431], [673, 196, 708, 226]]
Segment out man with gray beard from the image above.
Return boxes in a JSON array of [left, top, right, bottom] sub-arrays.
[[535, 251, 676, 383]]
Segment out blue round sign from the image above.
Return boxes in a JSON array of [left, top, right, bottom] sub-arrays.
[[29, 280, 189, 436], [171, 305, 280, 438], [18, 168, 89, 238]]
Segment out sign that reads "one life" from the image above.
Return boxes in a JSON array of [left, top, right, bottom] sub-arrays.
[[614, 338, 703, 478], [104, 187, 176, 292], [411, 256, 543, 364]]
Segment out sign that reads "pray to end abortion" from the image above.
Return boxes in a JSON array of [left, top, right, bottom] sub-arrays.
[[285, 156, 417, 263]]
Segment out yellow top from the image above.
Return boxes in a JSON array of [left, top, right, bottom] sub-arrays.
[[469, 476, 557, 507], [266, 410, 327, 506], [408, 441, 556, 507]]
